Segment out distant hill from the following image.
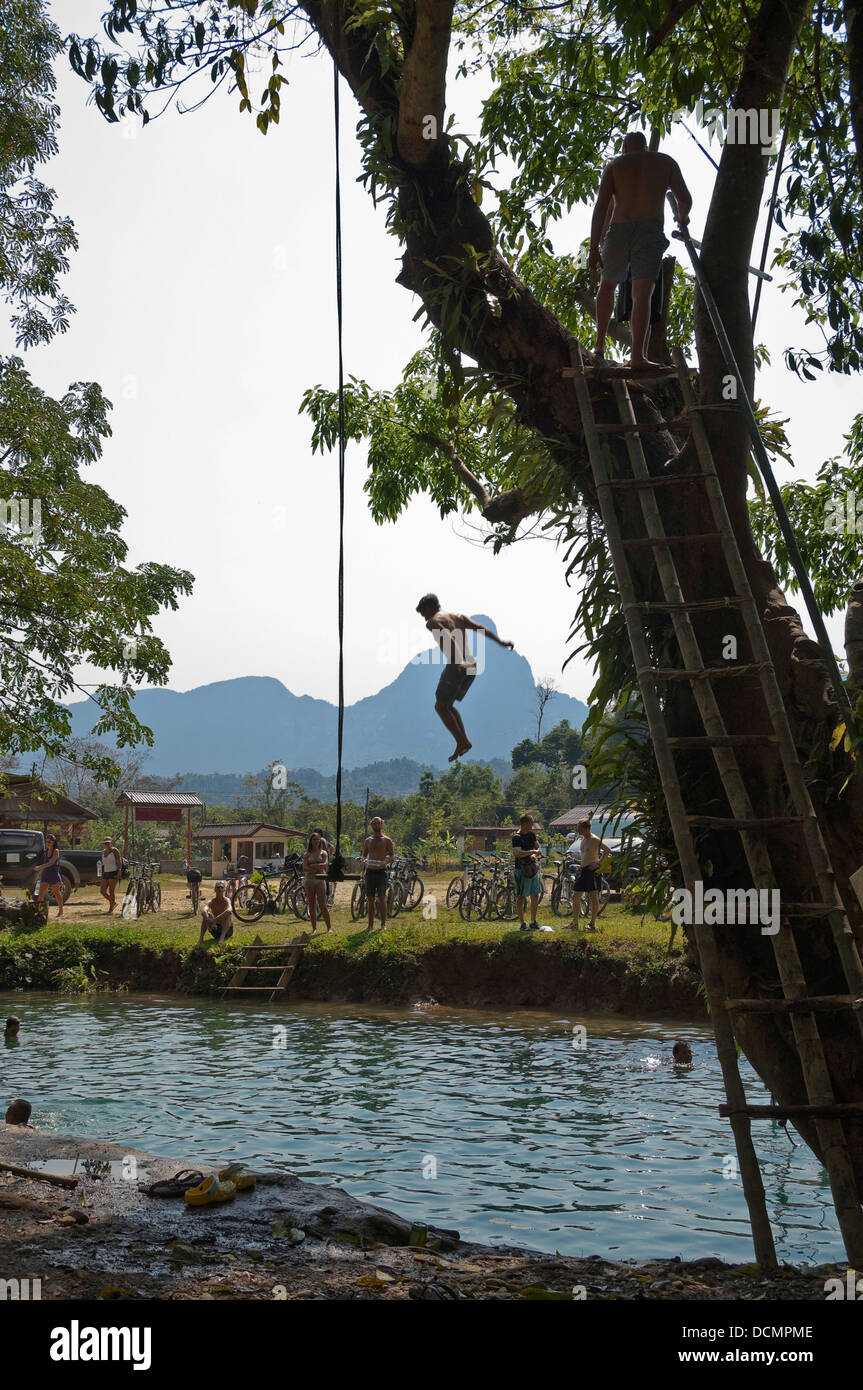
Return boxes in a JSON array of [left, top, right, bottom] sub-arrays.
[[66, 618, 588, 776], [171, 756, 515, 804]]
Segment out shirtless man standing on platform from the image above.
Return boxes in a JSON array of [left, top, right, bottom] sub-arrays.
[[589, 132, 692, 371], [416, 594, 514, 761]]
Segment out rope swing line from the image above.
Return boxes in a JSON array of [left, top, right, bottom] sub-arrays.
[[330, 52, 346, 883]]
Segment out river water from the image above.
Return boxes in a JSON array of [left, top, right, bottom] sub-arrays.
[[0, 993, 841, 1263]]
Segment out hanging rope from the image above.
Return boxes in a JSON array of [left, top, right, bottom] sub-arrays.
[[329, 52, 346, 883]]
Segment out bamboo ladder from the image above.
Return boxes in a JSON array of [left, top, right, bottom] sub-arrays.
[[565, 347, 863, 1268], [223, 933, 310, 1003]]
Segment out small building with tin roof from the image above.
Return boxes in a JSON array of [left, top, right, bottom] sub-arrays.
[[193, 822, 306, 877]]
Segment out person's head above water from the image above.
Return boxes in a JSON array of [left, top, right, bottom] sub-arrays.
[[6, 1098, 31, 1125], [416, 593, 440, 619], [4, 1016, 20, 1036], [673, 1041, 693, 1065], [622, 130, 648, 153]]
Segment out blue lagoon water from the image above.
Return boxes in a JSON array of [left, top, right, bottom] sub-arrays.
[[0, 993, 841, 1263]]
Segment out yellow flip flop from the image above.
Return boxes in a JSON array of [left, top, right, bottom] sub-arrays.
[[218, 1163, 256, 1192], [184, 1174, 237, 1206]]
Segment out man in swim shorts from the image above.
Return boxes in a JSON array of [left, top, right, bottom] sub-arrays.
[[415, 593, 515, 761], [570, 818, 611, 932], [198, 882, 234, 946], [362, 817, 394, 931], [589, 131, 692, 370]]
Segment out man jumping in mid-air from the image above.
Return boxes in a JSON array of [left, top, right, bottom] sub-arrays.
[[416, 594, 514, 761], [589, 131, 692, 372]]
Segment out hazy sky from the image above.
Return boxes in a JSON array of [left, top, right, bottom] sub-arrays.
[[8, 4, 855, 721]]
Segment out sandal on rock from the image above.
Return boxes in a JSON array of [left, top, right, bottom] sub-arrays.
[[184, 1174, 237, 1206], [146, 1169, 205, 1198], [218, 1163, 256, 1191]]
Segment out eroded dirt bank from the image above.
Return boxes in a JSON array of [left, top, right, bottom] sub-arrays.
[[0, 1127, 834, 1301], [0, 934, 706, 1016]]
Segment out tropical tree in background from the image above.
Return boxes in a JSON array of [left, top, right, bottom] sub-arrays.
[[70, 0, 863, 1179], [0, 0, 193, 790]]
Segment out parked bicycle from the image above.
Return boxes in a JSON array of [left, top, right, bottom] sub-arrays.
[[121, 862, 161, 918], [183, 860, 203, 914]]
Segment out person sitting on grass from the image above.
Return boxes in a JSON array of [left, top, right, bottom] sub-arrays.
[[197, 883, 234, 947], [513, 813, 543, 931], [5, 1098, 32, 1126], [570, 818, 611, 932], [303, 830, 332, 936], [362, 816, 394, 932]]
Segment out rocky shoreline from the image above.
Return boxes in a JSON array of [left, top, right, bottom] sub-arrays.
[[0, 1126, 836, 1301]]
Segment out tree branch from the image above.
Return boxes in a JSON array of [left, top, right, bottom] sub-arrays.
[[845, 0, 863, 188], [644, 0, 701, 58], [415, 431, 539, 525], [398, 0, 454, 165]]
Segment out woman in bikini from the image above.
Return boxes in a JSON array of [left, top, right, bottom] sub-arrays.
[[302, 830, 332, 935], [37, 833, 64, 918]]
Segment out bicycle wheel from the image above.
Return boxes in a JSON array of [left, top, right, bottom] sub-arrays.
[[233, 884, 267, 922], [459, 884, 489, 921], [135, 882, 147, 917], [494, 885, 517, 921], [151, 881, 162, 912], [350, 881, 366, 921], [445, 875, 464, 910], [190, 881, 200, 914], [551, 877, 573, 918], [274, 883, 290, 914], [540, 874, 555, 904], [405, 874, 424, 911], [291, 885, 310, 921], [386, 881, 402, 918]]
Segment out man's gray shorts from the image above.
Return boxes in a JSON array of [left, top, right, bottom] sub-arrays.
[[600, 219, 669, 284]]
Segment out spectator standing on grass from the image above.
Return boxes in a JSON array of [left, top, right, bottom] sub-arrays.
[[36, 834, 64, 918], [98, 837, 123, 914], [513, 813, 543, 931], [303, 830, 332, 935], [313, 826, 336, 905], [362, 817, 394, 932], [570, 818, 611, 932]]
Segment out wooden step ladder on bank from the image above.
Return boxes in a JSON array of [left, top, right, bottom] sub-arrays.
[[223, 933, 310, 1003], [566, 347, 863, 1269]]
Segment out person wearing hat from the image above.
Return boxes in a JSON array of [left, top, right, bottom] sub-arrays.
[[99, 837, 123, 914]]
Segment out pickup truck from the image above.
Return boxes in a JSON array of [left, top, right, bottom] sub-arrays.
[[0, 829, 128, 902]]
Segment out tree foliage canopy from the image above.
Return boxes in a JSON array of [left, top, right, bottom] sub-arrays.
[[0, 0, 194, 780]]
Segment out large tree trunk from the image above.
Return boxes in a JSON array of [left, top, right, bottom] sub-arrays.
[[301, 0, 863, 1183]]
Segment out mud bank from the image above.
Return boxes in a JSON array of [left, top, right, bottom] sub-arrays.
[[0, 1127, 832, 1301], [0, 932, 706, 1016]]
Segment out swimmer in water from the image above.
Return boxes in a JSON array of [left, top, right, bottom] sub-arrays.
[[672, 1040, 693, 1066]]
